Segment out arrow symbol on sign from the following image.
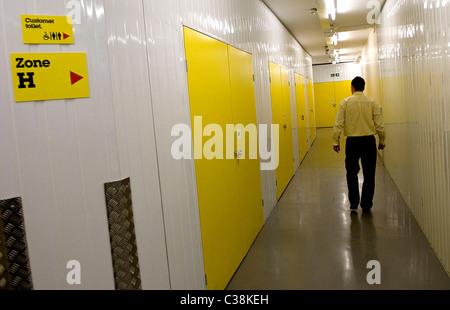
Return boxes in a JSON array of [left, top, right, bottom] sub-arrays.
[[63, 33, 70, 40], [70, 71, 84, 85]]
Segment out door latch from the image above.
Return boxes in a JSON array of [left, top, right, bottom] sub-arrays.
[[235, 149, 243, 159]]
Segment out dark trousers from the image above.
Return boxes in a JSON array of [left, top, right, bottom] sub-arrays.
[[345, 136, 377, 209]]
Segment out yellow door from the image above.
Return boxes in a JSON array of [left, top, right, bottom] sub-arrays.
[[334, 80, 352, 109], [184, 27, 263, 290], [314, 81, 352, 128], [227, 45, 264, 254], [184, 27, 239, 290], [314, 82, 336, 128], [280, 67, 295, 196], [295, 73, 308, 162], [307, 78, 317, 144], [269, 62, 294, 199]]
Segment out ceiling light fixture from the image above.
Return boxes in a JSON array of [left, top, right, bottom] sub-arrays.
[[336, 31, 352, 41], [332, 33, 339, 46], [325, 0, 336, 21], [336, 0, 353, 14], [334, 50, 340, 63], [334, 51, 341, 64]]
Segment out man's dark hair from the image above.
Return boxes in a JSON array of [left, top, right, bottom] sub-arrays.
[[352, 76, 366, 91]]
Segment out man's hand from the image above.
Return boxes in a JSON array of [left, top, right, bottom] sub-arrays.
[[333, 145, 340, 153], [378, 144, 386, 150]]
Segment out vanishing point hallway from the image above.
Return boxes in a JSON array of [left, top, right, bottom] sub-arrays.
[[227, 128, 450, 290]]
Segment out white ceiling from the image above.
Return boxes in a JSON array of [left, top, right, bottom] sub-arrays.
[[262, 0, 387, 65]]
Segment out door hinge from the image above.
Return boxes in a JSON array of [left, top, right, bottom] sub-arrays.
[[253, 74, 255, 82], [205, 274, 207, 286], [276, 180, 278, 186], [185, 59, 188, 73], [269, 77, 271, 83], [262, 199, 264, 206]]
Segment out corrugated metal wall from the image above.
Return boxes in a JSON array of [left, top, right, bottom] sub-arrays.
[[104, 0, 171, 289], [145, 0, 313, 288], [0, 0, 170, 289], [0, 0, 314, 289], [377, 0, 450, 276], [361, 29, 382, 105]]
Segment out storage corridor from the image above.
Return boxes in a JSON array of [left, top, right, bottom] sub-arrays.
[[227, 128, 450, 290]]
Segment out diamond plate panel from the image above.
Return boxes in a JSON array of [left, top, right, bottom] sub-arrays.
[[0, 198, 33, 290], [0, 216, 12, 290], [104, 178, 142, 290]]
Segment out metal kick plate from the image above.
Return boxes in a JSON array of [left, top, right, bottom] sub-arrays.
[[0, 216, 12, 290], [104, 178, 142, 290], [0, 197, 33, 290]]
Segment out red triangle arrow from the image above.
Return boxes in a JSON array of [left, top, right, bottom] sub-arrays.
[[63, 33, 70, 40], [70, 71, 84, 85]]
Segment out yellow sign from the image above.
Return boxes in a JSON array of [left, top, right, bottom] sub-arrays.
[[21, 15, 74, 44], [11, 53, 90, 102]]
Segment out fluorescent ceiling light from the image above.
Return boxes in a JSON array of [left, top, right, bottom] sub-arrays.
[[325, 0, 336, 20], [337, 0, 354, 14], [336, 48, 353, 55], [332, 33, 339, 46], [337, 31, 352, 41]]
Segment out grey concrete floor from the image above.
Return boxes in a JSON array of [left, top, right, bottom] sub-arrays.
[[227, 128, 450, 290]]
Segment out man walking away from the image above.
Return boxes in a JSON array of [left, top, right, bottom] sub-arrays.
[[333, 77, 386, 213]]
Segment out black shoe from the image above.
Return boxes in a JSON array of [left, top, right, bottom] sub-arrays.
[[362, 207, 372, 213], [350, 204, 358, 211]]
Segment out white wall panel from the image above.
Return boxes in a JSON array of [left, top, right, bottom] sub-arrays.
[[290, 70, 300, 171], [0, 0, 117, 289], [0, 0, 170, 289], [361, 29, 382, 104], [103, 0, 170, 289], [377, 0, 450, 276], [141, 0, 206, 290]]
